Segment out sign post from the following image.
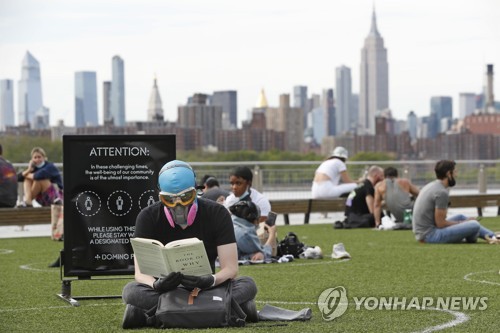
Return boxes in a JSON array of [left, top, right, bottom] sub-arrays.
[[59, 135, 176, 305]]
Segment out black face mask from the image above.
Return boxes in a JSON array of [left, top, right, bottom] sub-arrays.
[[448, 175, 456, 187]]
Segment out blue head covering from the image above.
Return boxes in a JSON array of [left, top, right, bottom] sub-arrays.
[[158, 160, 196, 193]]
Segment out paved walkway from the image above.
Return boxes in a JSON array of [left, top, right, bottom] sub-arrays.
[[1, 207, 497, 239]]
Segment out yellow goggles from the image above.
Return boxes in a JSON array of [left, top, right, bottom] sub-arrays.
[[159, 187, 196, 208]]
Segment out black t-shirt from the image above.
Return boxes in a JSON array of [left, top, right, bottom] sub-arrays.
[[345, 179, 374, 215], [134, 198, 235, 273]]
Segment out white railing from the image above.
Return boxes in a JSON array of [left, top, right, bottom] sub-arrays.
[[13, 160, 498, 200]]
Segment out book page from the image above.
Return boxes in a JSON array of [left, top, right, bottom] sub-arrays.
[[130, 238, 170, 277], [163, 238, 212, 276]]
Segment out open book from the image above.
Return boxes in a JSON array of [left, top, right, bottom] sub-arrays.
[[130, 237, 212, 277]]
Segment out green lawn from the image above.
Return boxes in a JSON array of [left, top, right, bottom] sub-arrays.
[[1, 218, 499, 332]]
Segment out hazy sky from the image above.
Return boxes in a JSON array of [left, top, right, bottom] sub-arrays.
[[1, 0, 499, 127]]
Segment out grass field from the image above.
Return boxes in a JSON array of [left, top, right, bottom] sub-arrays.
[[1, 218, 499, 332]]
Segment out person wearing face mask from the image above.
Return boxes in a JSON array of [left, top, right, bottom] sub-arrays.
[[224, 166, 271, 223], [17, 146, 63, 207], [121, 160, 259, 329], [412, 160, 499, 244]]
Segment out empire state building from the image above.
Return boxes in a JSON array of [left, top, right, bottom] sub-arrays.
[[359, 9, 389, 134]]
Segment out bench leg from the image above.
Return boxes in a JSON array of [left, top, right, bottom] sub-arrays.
[[477, 207, 483, 217], [304, 213, 310, 224], [284, 214, 290, 225]]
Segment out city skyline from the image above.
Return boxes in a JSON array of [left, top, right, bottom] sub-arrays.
[[0, 0, 499, 127]]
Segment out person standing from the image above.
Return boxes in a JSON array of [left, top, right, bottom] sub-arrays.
[[0, 144, 18, 208], [17, 147, 63, 207], [413, 160, 499, 244], [311, 146, 358, 199], [374, 166, 420, 227]]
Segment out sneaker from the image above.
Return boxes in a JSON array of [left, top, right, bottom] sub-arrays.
[[485, 235, 500, 245], [122, 304, 147, 329], [240, 299, 259, 323], [331, 243, 351, 259], [53, 197, 63, 205], [299, 246, 323, 259], [16, 201, 33, 208], [333, 221, 344, 229]]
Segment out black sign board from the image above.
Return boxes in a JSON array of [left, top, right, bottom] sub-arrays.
[[62, 135, 175, 277]]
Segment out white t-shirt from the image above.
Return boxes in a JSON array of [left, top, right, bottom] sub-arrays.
[[314, 158, 347, 185], [225, 188, 271, 217]]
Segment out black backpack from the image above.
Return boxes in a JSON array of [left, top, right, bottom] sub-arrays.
[[277, 232, 305, 258]]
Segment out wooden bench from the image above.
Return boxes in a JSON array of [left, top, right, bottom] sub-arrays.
[[270, 193, 500, 225], [449, 194, 500, 217], [270, 198, 346, 224], [0, 206, 52, 228]]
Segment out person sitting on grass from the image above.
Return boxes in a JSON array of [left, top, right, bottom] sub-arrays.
[[17, 147, 63, 207], [336, 165, 384, 229], [200, 176, 230, 204], [229, 200, 277, 262], [374, 166, 420, 227], [412, 160, 499, 244], [224, 166, 271, 223], [121, 160, 259, 329]]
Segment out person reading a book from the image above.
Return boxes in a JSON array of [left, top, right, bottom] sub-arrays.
[[229, 200, 277, 262], [122, 160, 259, 329]]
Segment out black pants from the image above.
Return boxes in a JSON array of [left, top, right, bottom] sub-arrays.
[[122, 276, 257, 313], [346, 213, 375, 228]]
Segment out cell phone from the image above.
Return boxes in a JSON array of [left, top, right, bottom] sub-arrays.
[[266, 211, 277, 226]]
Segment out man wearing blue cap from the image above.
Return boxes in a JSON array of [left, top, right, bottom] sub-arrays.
[[122, 160, 258, 328]]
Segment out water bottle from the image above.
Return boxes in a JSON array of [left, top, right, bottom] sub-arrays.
[[403, 209, 412, 224]]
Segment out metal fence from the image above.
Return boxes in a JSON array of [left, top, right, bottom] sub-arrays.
[[13, 160, 499, 201]]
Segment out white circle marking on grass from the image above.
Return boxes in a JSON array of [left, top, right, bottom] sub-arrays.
[[243, 258, 351, 269], [463, 270, 500, 286], [257, 301, 468, 332], [0, 249, 14, 254], [19, 263, 57, 272], [0, 300, 468, 332], [411, 307, 469, 333]]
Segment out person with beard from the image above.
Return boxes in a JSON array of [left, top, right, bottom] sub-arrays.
[[412, 160, 499, 244], [121, 160, 258, 329]]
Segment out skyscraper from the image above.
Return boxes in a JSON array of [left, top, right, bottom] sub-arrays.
[[430, 96, 452, 137], [459, 93, 476, 119], [18, 51, 43, 126], [293, 86, 308, 129], [335, 65, 352, 135], [359, 9, 389, 135], [266, 94, 303, 152], [178, 93, 222, 147], [102, 81, 112, 124], [212, 91, 237, 129], [407, 111, 418, 142], [110, 55, 125, 126], [75, 71, 98, 127], [147, 77, 164, 121], [0, 79, 15, 130], [322, 88, 335, 136]]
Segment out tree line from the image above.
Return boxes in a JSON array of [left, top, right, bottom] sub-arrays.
[[1, 135, 395, 163]]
